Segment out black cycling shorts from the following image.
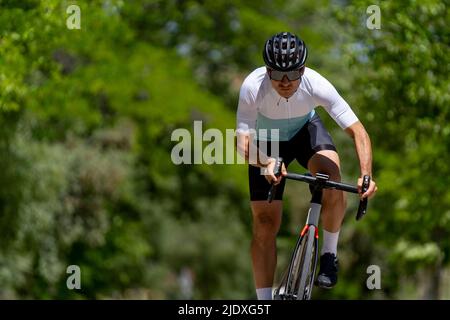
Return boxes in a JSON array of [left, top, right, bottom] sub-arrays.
[[248, 113, 337, 201]]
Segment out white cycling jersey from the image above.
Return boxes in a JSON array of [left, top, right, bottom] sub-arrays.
[[236, 66, 358, 141]]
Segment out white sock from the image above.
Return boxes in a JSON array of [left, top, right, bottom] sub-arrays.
[[321, 229, 340, 256], [256, 287, 273, 300]]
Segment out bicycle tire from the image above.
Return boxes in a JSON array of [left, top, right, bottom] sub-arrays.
[[296, 226, 317, 300], [273, 231, 305, 300], [283, 232, 306, 298]]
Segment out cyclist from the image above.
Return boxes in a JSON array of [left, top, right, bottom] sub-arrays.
[[235, 32, 377, 300]]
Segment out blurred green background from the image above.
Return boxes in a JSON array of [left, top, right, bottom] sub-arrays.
[[0, 0, 448, 299]]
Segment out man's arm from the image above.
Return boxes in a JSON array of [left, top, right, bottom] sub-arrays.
[[344, 121, 377, 198], [235, 133, 273, 168]]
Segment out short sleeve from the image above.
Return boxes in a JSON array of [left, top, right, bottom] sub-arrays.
[[236, 82, 257, 134], [310, 71, 359, 129]]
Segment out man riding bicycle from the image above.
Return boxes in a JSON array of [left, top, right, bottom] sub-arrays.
[[235, 32, 377, 300]]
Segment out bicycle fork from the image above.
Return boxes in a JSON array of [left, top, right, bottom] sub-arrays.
[[296, 201, 321, 300]]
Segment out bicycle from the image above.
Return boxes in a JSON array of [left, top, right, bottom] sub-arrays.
[[268, 157, 371, 300]]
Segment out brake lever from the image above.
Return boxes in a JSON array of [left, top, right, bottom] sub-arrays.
[[267, 157, 283, 203], [356, 175, 370, 221]]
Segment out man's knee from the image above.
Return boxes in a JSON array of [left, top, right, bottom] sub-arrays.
[[308, 150, 341, 180], [316, 162, 341, 181]]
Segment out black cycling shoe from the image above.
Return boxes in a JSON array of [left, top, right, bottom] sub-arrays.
[[315, 253, 338, 289]]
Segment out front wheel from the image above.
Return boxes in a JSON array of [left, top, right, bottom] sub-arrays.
[[296, 226, 318, 300]]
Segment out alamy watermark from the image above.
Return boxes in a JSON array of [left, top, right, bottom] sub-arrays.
[[366, 5, 381, 30], [170, 121, 280, 168], [66, 4, 81, 30], [66, 265, 81, 290], [366, 264, 381, 290]]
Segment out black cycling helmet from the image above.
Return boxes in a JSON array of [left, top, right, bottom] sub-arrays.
[[263, 32, 308, 71]]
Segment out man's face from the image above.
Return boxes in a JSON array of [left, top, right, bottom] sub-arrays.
[[267, 67, 304, 99]]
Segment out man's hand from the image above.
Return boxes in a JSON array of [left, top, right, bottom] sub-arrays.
[[358, 176, 377, 199], [264, 158, 287, 185]]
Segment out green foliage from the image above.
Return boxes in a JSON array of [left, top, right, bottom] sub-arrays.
[[0, 0, 251, 299], [336, 0, 450, 298]]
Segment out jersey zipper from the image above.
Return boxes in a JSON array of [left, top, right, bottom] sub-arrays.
[[287, 98, 291, 139]]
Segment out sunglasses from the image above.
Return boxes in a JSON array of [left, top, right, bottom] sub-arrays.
[[268, 68, 303, 81]]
